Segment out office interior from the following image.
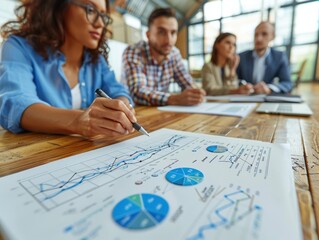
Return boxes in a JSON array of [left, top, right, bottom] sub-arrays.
[[1, 0, 318, 84], [1, 1, 319, 240]]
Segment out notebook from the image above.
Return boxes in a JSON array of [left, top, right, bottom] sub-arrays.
[[256, 103, 313, 116], [264, 93, 303, 103]]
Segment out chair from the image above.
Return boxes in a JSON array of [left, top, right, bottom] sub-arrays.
[[291, 59, 307, 88]]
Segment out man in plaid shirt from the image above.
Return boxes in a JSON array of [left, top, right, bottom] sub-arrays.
[[121, 8, 206, 106]]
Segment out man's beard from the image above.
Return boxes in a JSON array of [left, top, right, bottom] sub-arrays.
[[149, 42, 171, 56]]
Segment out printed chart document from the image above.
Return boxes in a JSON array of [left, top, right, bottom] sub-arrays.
[[0, 129, 302, 240], [158, 102, 257, 117]]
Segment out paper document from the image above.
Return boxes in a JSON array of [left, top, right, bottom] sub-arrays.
[[158, 102, 256, 117], [0, 129, 302, 240], [206, 94, 266, 102], [206, 94, 303, 103]]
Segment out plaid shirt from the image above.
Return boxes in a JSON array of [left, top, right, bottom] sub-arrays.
[[121, 41, 194, 106]]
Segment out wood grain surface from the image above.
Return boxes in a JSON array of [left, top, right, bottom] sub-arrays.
[[0, 83, 318, 240]]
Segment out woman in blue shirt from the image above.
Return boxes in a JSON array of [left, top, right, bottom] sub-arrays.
[[0, 0, 136, 138]]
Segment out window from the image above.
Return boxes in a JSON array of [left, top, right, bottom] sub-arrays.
[[204, 0, 221, 21], [222, 13, 260, 53], [290, 44, 317, 81], [188, 24, 203, 55], [265, 0, 293, 7], [189, 55, 204, 71], [293, 1, 319, 44], [240, 0, 261, 12], [0, 0, 17, 42], [270, 7, 293, 46], [190, 10, 203, 24], [222, 0, 240, 17], [204, 21, 220, 53]]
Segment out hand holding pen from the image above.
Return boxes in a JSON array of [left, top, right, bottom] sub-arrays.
[[70, 89, 148, 139], [238, 80, 255, 94], [95, 89, 149, 136]]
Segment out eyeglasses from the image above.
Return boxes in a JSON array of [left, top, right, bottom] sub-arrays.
[[68, 0, 112, 26]]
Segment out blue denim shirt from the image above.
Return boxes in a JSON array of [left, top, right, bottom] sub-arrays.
[[0, 35, 132, 133]]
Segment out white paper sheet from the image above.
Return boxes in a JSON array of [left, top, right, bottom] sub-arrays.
[[206, 94, 266, 102], [205, 94, 303, 103], [0, 129, 302, 240], [158, 102, 257, 117]]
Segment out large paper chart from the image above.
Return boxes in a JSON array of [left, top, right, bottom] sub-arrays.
[[0, 129, 301, 240]]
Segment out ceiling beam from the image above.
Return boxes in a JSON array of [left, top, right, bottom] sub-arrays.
[[111, 0, 208, 31], [179, 0, 208, 29], [148, 0, 184, 19], [186, 0, 207, 19]]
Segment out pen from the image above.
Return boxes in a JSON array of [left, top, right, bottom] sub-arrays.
[[240, 80, 248, 86], [239, 80, 254, 94], [95, 89, 150, 137]]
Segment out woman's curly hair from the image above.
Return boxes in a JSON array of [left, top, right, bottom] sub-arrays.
[[0, 0, 111, 63]]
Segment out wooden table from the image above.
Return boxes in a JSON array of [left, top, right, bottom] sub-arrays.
[[0, 83, 318, 240]]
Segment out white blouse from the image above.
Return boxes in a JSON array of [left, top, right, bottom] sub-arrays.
[[71, 83, 82, 109]]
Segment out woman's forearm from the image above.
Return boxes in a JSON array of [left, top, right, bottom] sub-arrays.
[[20, 103, 83, 135]]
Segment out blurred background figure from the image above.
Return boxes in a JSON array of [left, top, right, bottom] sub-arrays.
[[201, 32, 253, 95], [121, 8, 206, 106], [237, 21, 292, 94]]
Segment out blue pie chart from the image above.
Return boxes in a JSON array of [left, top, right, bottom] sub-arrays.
[[112, 193, 169, 230], [206, 145, 228, 153], [165, 167, 204, 186]]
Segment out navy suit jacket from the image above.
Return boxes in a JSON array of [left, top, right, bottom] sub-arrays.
[[236, 48, 292, 93]]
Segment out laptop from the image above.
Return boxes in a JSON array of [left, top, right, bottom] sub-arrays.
[[256, 103, 313, 116]]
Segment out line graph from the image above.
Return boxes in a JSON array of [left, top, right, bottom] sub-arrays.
[[19, 135, 191, 210], [187, 187, 262, 240]]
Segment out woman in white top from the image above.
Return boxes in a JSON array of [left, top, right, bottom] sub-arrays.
[[201, 32, 253, 95]]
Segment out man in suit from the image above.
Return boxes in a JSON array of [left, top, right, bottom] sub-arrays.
[[237, 21, 292, 94]]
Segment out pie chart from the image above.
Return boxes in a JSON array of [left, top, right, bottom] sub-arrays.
[[112, 193, 169, 230], [206, 145, 228, 153], [165, 167, 204, 186]]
